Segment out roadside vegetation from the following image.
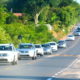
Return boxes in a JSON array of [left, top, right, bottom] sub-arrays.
[[0, 0, 80, 46]]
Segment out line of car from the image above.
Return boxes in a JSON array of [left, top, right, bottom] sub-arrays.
[[0, 25, 79, 65]]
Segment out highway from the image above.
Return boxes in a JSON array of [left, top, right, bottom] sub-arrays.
[[0, 36, 80, 80]]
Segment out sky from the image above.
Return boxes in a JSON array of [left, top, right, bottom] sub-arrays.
[[76, 0, 80, 3]]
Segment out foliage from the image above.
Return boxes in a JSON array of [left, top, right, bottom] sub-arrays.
[[0, 0, 79, 46], [0, 5, 9, 24], [6, 13, 18, 24], [39, 6, 50, 24]]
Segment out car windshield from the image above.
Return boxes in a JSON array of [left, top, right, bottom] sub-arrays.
[[77, 28, 80, 30], [19, 44, 33, 49], [35, 45, 41, 48], [58, 41, 65, 44], [0, 45, 12, 51], [68, 35, 73, 37], [42, 44, 50, 48], [50, 43, 56, 45], [76, 30, 80, 32]]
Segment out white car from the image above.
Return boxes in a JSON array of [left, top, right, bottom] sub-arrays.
[[67, 35, 75, 41], [35, 44, 44, 56], [74, 30, 80, 36], [41, 44, 52, 55], [17, 43, 37, 60], [58, 40, 67, 48], [48, 42, 58, 52], [0, 44, 18, 65]]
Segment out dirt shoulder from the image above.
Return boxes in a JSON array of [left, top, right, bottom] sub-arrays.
[[50, 24, 76, 40]]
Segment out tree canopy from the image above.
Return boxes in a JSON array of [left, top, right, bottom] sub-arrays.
[[0, 0, 79, 46]]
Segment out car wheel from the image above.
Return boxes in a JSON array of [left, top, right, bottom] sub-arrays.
[[18, 57, 21, 60], [11, 57, 17, 65], [15, 61, 18, 64], [32, 56, 37, 60], [32, 57, 35, 60], [50, 52, 52, 55], [11, 60, 16, 65], [40, 54, 43, 56]]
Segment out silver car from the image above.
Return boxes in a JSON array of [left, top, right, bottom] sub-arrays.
[[17, 43, 37, 60], [74, 30, 80, 36], [58, 40, 67, 48], [41, 44, 52, 55]]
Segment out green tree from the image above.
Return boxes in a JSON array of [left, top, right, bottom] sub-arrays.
[[0, 5, 8, 24], [58, 0, 74, 7]]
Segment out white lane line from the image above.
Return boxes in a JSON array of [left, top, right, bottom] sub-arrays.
[[47, 57, 79, 80]]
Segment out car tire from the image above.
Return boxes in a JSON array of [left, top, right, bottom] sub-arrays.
[[18, 57, 21, 60], [50, 53, 52, 55], [11, 60, 16, 65], [32, 56, 36, 60], [40, 54, 43, 56], [11, 57, 17, 65], [32, 57, 35, 60]]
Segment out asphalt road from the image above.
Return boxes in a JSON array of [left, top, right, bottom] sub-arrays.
[[0, 36, 80, 80]]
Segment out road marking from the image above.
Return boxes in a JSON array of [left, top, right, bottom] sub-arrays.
[[47, 57, 79, 80]]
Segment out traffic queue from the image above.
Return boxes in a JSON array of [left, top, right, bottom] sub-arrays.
[[0, 25, 79, 65]]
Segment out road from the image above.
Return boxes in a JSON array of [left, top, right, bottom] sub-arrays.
[[0, 36, 80, 80]]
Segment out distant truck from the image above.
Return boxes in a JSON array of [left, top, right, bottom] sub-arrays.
[[0, 44, 18, 65]]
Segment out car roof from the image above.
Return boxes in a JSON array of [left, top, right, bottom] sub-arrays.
[[20, 43, 33, 45], [0, 44, 13, 46], [48, 42, 56, 43], [35, 44, 41, 45]]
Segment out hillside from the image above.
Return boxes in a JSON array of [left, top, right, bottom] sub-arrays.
[[0, 0, 80, 46]]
